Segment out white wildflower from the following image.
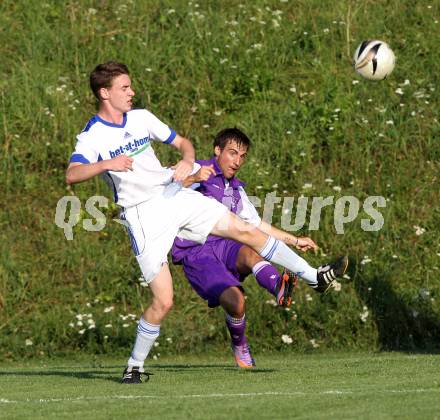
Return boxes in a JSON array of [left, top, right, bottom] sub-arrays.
[[413, 225, 426, 236], [302, 183, 312, 190], [310, 339, 319, 348], [305, 293, 313, 302], [333, 186, 342, 192], [78, 329, 86, 335], [281, 334, 293, 344], [265, 299, 277, 307], [361, 256, 372, 265], [103, 306, 114, 313], [360, 306, 369, 322], [333, 281, 342, 291], [25, 339, 33, 346], [419, 289, 430, 299], [138, 276, 149, 287]]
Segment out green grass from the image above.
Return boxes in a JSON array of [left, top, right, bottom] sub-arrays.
[[0, 0, 439, 356], [1, 352, 440, 419]]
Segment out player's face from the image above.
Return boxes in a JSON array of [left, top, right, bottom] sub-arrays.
[[102, 74, 135, 113], [215, 140, 248, 180]]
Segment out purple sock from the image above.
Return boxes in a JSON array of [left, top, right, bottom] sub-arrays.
[[252, 261, 279, 295], [225, 313, 246, 346]]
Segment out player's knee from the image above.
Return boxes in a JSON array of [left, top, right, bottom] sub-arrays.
[[152, 297, 173, 316], [220, 287, 245, 318], [161, 298, 174, 314], [234, 299, 245, 317], [238, 246, 263, 269]]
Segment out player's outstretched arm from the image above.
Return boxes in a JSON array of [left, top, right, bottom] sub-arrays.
[[169, 135, 195, 182], [65, 154, 134, 184], [258, 221, 318, 252]]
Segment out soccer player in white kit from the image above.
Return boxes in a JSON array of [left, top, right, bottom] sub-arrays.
[[66, 62, 348, 384]]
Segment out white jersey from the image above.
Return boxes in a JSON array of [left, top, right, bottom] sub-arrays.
[[70, 109, 177, 207], [236, 186, 262, 226], [189, 181, 261, 226]]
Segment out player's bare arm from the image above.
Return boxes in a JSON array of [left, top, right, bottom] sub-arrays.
[[170, 134, 196, 181], [258, 220, 318, 252], [65, 154, 134, 184], [182, 164, 216, 188]]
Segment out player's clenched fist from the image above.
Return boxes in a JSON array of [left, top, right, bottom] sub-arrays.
[[193, 165, 216, 182], [295, 236, 318, 252], [107, 154, 134, 172]]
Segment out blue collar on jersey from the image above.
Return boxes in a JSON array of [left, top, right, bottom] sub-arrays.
[[94, 113, 127, 128]]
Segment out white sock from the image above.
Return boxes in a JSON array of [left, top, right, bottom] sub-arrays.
[[259, 236, 317, 286], [127, 317, 160, 368]]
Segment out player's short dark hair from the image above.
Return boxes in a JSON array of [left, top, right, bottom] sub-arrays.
[[89, 61, 130, 99], [213, 128, 251, 151]]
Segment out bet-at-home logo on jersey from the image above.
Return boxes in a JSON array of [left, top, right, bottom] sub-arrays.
[[109, 133, 151, 158]]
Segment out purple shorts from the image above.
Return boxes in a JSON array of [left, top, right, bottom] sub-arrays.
[[180, 239, 246, 307]]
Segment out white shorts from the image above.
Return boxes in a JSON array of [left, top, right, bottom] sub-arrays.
[[121, 188, 228, 283]]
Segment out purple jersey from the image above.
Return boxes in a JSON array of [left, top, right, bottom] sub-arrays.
[[171, 156, 245, 263]]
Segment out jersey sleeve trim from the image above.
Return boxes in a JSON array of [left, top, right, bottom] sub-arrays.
[[163, 129, 177, 144], [70, 154, 90, 164]]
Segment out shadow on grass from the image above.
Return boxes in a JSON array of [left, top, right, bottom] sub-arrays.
[[0, 364, 275, 383], [353, 262, 440, 354]]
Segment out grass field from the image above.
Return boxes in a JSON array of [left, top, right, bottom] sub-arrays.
[[1, 0, 440, 373], [1, 352, 440, 419]]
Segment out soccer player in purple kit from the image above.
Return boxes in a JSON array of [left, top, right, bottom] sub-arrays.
[[67, 62, 348, 383], [172, 128, 342, 368]]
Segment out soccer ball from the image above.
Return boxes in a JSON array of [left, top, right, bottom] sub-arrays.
[[353, 40, 395, 80]]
